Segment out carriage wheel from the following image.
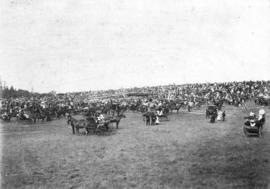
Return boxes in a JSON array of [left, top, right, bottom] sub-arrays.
[[243, 126, 248, 136], [258, 127, 262, 137], [95, 129, 102, 135], [94, 127, 103, 135], [95, 125, 107, 135]]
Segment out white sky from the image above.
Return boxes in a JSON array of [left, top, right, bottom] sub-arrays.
[[0, 0, 270, 93]]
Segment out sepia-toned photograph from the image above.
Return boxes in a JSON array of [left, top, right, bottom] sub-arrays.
[[0, 0, 270, 188]]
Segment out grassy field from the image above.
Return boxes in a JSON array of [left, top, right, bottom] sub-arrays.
[[1, 105, 270, 189]]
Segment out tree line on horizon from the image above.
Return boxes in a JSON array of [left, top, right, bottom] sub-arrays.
[[0, 86, 41, 99]]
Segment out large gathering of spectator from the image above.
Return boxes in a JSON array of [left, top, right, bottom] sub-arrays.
[[1, 80, 269, 121]]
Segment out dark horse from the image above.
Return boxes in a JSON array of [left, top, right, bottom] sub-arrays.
[[143, 112, 157, 126], [109, 114, 126, 129], [169, 101, 184, 113], [67, 115, 98, 135]]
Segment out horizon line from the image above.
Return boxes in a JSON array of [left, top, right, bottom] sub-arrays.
[[1, 79, 269, 95]]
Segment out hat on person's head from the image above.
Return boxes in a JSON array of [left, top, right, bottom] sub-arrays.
[[249, 112, 255, 117], [259, 109, 265, 116]]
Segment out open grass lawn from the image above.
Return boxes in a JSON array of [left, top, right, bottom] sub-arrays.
[[1, 105, 270, 189]]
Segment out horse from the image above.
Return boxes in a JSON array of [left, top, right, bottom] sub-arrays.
[[168, 101, 184, 113], [109, 114, 126, 129], [129, 103, 138, 112], [67, 115, 97, 135], [67, 115, 83, 134], [32, 107, 47, 122], [143, 112, 157, 126], [56, 106, 69, 118]]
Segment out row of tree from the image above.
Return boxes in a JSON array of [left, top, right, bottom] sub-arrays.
[[1, 86, 39, 99]]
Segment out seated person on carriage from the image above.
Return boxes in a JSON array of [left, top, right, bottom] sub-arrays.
[[243, 110, 266, 136], [1, 110, 10, 120], [244, 110, 266, 128], [244, 112, 258, 127], [155, 108, 163, 125], [97, 113, 105, 124], [17, 109, 29, 120], [156, 107, 163, 116]]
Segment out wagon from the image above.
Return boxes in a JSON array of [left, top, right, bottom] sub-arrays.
[[255, 96, 270, 106], [206, 105, 218, 123], [243, 116, 265, 137], [94, 121, 110, 134]]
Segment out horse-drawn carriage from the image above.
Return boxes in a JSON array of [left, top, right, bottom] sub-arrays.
[[0, 111, 12, 121], [67, 113, 126, 135], [243, 110, 265, 137], [0, 107, 20, 121], [206, 105, 225, 123], [206, 105, 218, 123], [254, 96, 270, 106]]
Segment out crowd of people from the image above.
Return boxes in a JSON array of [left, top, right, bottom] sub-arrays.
[[126, 80, 270, 106], [0, 80, 269, 122]]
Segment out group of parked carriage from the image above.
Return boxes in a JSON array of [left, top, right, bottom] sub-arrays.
[[205, 103, 266, 137], [0, 104, 70, 122], [1, 96, 267, 137], [0, 100, 127, 122], [0, 100, 127, 135]]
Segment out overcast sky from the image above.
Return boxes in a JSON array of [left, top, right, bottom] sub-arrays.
[[0, 0, 270, 93]]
